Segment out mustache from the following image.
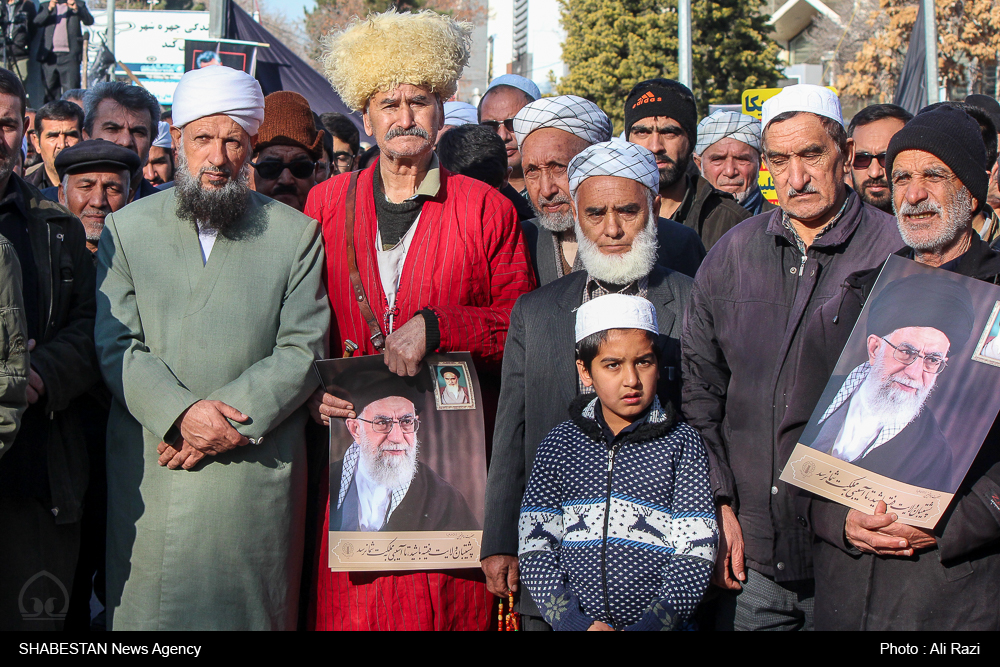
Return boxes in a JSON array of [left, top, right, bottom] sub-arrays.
[[897, 199, 942, 216], [80, 206, 111, 217], [200, 165, 232, 177], [861, 177, 889, 190], [787, 182, 819, 197], [271, 184, 298, 196], [384, 126, 430, 141], [537, 192, 572, 207]]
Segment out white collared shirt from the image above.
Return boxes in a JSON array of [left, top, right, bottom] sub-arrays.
[[354, 462, 392, 532]]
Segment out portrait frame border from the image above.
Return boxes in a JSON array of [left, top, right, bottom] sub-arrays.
[[971, 300, 1000, 368], [429, 360, 476, 411]]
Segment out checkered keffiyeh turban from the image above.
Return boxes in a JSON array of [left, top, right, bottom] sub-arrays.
[[694, 110, 762, 155], [568, 138, 659, 199], [512, 95, 613, 149]]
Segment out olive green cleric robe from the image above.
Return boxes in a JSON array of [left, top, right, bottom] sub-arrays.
[[95, 189, 329, 630]]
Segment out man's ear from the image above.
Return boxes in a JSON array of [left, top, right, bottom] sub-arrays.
[[169, 126, 182, 148], [248, 133, 258, 150], [843, 137, 856, 176], [57, 182, 65, 206], [345, 417, 362, 441], [576, 359, 593, 388], [867, 334, 882, 363], [362, 109, 373, 138], [692, 152, 702, 172], [652, 193, 661, 220]]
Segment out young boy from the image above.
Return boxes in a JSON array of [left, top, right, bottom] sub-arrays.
[[518, 294, 717, 631]]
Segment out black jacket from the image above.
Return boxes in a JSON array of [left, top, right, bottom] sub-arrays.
[[777, 234, 1000, 629], [2, 0, 37, 60], [681, 189, 903, 580], [674, 173, 750, 250], [330, 456, 478, 532], [0, 175, 99, 525], [34, 0, 94, 62], [521, 216, 706, 287], [482, 264, 692, 616]]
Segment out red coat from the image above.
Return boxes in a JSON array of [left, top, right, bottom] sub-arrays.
[[304, 162, 536, 631]]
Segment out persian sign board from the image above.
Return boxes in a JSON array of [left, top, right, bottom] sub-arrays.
[[314, 353, 487, 571], [780, 255, 1000, 528], [87, 10, 211, 105]]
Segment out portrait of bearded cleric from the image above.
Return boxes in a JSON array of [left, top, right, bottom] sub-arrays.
[[799, 272, 976, 493], [317, 355, 485, 534]]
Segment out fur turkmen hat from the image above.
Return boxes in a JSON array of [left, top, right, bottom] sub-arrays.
[[321, 9, 473, 112]]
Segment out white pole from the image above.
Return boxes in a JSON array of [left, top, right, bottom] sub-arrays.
[[107, 0, 116, 59], [923, 0, 938, 103], [678, 0, 692, 89]]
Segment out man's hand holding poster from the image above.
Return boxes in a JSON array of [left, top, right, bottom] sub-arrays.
[[314, 353, 487, 570], [781, 255, 1000, 528]]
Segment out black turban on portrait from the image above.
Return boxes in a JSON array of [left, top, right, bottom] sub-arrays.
[[866, 273, 976, 351], [320, 355, 433, 415]]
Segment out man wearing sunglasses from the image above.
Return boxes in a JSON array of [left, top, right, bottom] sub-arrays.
[[478, 74, 540, 198], [250, 91, 324, 212], [779, 105, 1000, 631], [332, 380, 476, 533], [847, 104, 912, 213]]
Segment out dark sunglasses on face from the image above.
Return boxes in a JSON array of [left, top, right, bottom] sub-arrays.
[[481, 118, 515, 132], [251, 159, 316, 180], [853, 152, 887, 170]]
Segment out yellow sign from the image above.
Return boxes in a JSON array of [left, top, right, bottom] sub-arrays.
[[759, 163, 778, 205]]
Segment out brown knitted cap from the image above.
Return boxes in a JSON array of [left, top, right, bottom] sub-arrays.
[[256, 91, 325, 161]]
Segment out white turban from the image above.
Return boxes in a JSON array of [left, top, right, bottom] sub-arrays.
[[695, 110, 761, 155], [443, 101, 478, 126], [575, 294, 658, 343], [152, 121, 172, 149], [512, 95, 612, 149], [171, 66, 265, 136], [568, 138, 659, 200]]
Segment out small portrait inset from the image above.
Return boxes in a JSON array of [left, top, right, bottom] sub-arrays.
[[431, 361, 476, 410], [972, 301, 1000, 367]]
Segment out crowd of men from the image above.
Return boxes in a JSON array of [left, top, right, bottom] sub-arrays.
[[2, 7, 1000, 632]]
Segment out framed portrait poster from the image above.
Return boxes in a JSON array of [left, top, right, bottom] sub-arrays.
[[314, 353, 487, 571], [780, 255, 1000, 528]]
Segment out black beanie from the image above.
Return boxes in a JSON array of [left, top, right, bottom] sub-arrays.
[[885, 105, 989, 209], [866, 273, 976, 352], [624, 79, 697, 143]]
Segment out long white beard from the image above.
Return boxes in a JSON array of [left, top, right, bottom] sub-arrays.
[[575, 211, 659, 285], [357, 429, 419, 491], [858, 353, 934, 427]]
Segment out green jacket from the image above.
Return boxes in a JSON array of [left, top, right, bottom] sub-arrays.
[[0, 232, 28, 454], [96, 188, 329, 630]]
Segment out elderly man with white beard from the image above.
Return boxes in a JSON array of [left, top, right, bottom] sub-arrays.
[[329, 366, 476, 533], [513, 96, 705, 285], [482, 138, 693, 630], [95, 65, 329, 630], [778, 104, 1000, 630]]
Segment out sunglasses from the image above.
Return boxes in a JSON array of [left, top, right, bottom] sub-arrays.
[[251, 159, 315, 180], [481, 118, 516, 132], [853, 152, 887, 170]]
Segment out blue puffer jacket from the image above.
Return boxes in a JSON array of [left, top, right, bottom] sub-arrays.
[[519, 394, 717, 631]]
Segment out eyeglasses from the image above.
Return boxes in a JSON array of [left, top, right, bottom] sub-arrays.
[[881, 337, 948, 374], [356, 415, 420, 434], [853, 152, 887, 170], [332, 151, 355, 168], [481, 118, 515, 133], [250, 159, 315, 180]]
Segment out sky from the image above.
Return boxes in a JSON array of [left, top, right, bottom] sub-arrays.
[[269, 0, 315, 20]]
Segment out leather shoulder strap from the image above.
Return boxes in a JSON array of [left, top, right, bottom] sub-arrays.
[[344, 170, 385, 351]]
